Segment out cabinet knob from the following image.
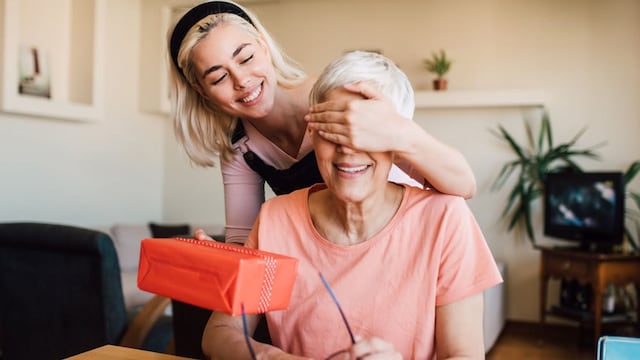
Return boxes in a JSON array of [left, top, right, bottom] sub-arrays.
[[562, 261, 571, 270]]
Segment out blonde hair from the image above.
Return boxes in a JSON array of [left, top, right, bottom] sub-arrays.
[[169, 2, 306, 166], [310, 51, 415, 120]]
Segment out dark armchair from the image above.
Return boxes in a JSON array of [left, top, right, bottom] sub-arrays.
[[0, 222, 172, 360]]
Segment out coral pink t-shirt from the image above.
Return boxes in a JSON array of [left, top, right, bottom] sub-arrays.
[[246, 184, 502, 359]]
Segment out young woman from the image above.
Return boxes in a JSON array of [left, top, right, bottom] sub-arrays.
[[201, 50, 501, 360], [169, 1, 476, 244]]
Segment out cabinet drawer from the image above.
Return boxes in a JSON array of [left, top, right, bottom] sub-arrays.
[[544, 257, 589, 278]]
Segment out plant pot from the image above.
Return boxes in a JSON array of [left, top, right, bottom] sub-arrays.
[[433, 78, 448, 91]]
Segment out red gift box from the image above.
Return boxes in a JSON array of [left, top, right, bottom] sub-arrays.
[[137, 237, 298, 315]]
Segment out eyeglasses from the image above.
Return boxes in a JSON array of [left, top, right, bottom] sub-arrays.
[[241, 271, 356, 360], [319, 272, 357, 359], [241, 303, 257, 360]]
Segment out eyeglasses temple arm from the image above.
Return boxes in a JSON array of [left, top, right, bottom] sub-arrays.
[[319, 272, 357, 344]]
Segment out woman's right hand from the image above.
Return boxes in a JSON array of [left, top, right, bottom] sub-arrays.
[[194, 228, 214, 241]]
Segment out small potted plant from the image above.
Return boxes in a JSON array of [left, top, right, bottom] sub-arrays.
[[423, 49, 452, 91]]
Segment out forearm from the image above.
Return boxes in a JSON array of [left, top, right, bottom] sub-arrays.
[[202, 327, 283, 360], [202, 314, 285, 360], [395, 120, 476, 199], [202, 324, 253, 360]]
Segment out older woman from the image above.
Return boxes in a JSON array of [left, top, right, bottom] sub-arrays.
[[202, 51, 502, 360]]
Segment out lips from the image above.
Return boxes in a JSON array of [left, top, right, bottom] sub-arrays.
[[335, 164, 370, 173], [239, 83, 262, 103]]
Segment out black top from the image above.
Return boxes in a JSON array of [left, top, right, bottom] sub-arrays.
[[232, 122, 323, 195]]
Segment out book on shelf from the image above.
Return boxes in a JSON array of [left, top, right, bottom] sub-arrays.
[[18, 45, 51, 99]]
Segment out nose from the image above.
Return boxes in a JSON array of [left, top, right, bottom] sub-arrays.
[[231, 68, 251, 90], [337, 144, 356, 154]]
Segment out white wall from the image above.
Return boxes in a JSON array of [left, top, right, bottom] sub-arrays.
[[0, 0, 168, 227], [163, 0, 640, 322]]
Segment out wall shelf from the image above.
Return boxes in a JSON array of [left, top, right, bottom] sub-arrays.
[[414, 89, 545, 109], [0, 0, 106, 121]]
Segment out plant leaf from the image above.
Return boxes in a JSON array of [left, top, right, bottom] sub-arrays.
[[624, 226, 639, 251], [492, 160, 520, 191], [624, 161, 640, 184], [498, 125, 527, 161], [629, 191, 640, 211], [502, 182, 523, 218], [542, 111, 553, 149]]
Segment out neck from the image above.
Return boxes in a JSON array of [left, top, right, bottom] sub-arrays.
[[310, 183, 404, 246], [247, 78, 315, 157]]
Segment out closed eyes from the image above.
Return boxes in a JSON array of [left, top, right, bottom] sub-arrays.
[[241, 54, 254, 64], [210, 54, 254, 86]]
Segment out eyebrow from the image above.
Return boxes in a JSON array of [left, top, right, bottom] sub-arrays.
[[201, 43, 252, 79]]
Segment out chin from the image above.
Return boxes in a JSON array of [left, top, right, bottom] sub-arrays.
[[236, 102, 272, 120], [251, 98, 275, 119], [332, 187, 373, 204]]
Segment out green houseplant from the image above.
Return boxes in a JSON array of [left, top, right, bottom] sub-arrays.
[[423, 49, 452, 91], [491, 111, 603, 244]]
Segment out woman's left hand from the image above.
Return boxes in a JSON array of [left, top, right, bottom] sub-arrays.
[[349, 337, 403, 359], [305, 82, 410, 154]]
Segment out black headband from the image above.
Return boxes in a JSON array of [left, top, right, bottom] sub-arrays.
[[169, 1, 254, 75]]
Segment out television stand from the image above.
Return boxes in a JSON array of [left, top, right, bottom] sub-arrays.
[[552, 244, 583, 251], [538, 246, 640, 345], [551, 242, 616, 254]]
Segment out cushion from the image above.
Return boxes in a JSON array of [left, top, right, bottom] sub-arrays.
[[148, 222, 190, 238], [121, 271, 155, 309], [111, 224, 152, 272]]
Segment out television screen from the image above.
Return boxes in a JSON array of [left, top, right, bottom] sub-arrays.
[[543, 172, 625, 251]]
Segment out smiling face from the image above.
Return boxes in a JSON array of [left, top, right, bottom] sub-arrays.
[[189, 22, 277, 119], [313, 88, 394, 203]]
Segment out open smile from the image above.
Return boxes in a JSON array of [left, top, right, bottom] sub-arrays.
[[335, 164, 370, 174], [239, 82, 263, 103]]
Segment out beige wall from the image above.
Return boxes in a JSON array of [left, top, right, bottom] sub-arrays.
[[164, 0, 640, 322]]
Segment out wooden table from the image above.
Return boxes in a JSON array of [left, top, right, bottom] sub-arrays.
[[539, 246, 640, 344], [66, 345, 195, 360]]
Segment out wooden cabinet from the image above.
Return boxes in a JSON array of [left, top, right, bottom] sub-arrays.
[[539, 247, 640, 344]]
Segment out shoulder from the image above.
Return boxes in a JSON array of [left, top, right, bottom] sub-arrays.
[[220, 149, 255, 176], [404, 186, 469, 212], [262, 186, 316, 209]]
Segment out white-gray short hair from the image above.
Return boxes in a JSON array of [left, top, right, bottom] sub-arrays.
[[310, 51, 415, 119]]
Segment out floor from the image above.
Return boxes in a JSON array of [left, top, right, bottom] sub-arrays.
[[486, 321, 639, 360]]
